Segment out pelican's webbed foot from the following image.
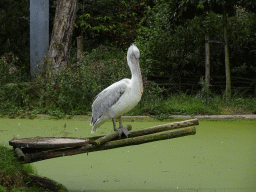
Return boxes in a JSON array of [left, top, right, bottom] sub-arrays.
[[116, 126, 130, 138], [113, 117, 130, 138]]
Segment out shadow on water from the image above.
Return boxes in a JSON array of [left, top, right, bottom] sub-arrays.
[[0, 118, 256, 191]]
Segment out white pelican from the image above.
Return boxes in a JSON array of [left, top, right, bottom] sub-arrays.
[[90, 44, 143, 137]]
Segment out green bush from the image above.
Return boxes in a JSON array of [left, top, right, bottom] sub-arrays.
[[0, 46, 131, 116], [0, 52, 20, 86], [33, 45, 130, 115], [0, 44, 256, 118]]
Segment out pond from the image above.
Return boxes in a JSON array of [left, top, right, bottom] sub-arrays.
[[0, 118, 255, 192]]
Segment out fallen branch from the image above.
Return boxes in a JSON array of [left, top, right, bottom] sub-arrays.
[[20, 127, 196, 164]]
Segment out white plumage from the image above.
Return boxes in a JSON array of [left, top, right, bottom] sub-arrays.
[[90, 44, 143, 134]]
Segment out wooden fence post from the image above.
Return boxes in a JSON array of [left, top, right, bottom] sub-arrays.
[[205, 36, 210, 91], [76, 35, 83, 61]]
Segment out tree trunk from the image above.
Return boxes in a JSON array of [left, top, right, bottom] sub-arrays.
[[223, 9, 231, 102], [48, 0, 77, 72], [205, 36, 210, 91]]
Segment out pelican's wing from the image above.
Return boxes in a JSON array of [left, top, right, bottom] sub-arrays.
[[90, 79, 129, 126]]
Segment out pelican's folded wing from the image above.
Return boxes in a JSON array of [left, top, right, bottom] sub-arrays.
[[90, 79, 129, 126]]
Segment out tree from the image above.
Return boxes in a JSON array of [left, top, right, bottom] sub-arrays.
[[136, 0, 256, 96], [75, 0, 147, 50], [0, 0, 30, 78], [150, 0, 255, 101], [48, 0, 78, 72]]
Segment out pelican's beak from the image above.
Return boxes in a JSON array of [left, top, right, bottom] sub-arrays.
[[136, 59, 143, 95]]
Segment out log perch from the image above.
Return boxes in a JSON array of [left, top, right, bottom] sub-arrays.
[[129, 118, 198, 138], [20, 126, 196, 164], [93, 125, 132, 146], [89, 118, 198, 143], [104, 127, 196, 148]]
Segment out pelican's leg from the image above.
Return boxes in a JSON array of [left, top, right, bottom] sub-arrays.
[[113, 117, 122, 137], [118, 116, 123, 128], [113, 117, 130, 138], [112, 118, 118, 131], [117, 116, 130, 137]]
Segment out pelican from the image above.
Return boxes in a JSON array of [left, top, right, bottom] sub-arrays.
[[90, 44, 143, 137]]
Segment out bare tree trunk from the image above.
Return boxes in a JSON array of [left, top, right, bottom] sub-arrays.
[[223, 9, 231, 102], [205, 36, 210, 91], [48, 0, 77, 72]]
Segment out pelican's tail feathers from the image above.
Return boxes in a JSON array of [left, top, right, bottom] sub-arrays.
[[91, 124, 99, 134], [90, 117, 100, 133], [90, 114, 109, 134], [90, 118, 94, 126]]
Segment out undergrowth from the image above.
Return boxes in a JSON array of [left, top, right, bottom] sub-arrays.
[[0, 144, 67, 191], [127, 91, 256, 120], [0, 48, 256, 120], [0, 145, 35, 176]]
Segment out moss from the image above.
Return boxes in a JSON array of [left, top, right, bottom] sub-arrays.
[[57, 43, 64, 50]]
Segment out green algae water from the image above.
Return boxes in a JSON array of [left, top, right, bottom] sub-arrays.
[[0, 118, 255, 192]]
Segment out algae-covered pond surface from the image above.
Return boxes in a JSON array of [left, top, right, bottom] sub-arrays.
[[0, 118, 256, 192]]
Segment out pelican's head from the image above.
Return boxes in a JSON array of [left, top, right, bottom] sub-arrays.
[[127, 44, 143, 95]]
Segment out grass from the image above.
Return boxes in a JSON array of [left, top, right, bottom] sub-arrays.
[[0, 92, 255, 120], [0, 144, 68, 192], [126, 92, 256, 120]]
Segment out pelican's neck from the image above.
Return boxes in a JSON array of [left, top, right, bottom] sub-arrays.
[[128, 59, 141, 81], [126, 44, 143, 94]]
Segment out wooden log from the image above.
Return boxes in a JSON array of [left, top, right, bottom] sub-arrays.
[[104, 127, 196, 148], [21, 127, 196, 164], [87, 118, 198, 143], [14, 148, 26, 161], [93, 125, 132, 146], [129, 118, 198, 137]]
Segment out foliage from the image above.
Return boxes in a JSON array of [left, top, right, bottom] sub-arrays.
[[0, 0, 30, 78], [168, 0, 256, 25], [0, 52, 20, 86], [0, 145, 35, 176], [136, 2, 256, 94], [75, 0, 147, 50], [1, 42, 256, 118], [197, 77, 213, 104], [0, 144, 67, 191], [0, 46, 130, 116], [129, 90, 256, 119], [228, 6, 256, 79], [0, 0, 256, 118]]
